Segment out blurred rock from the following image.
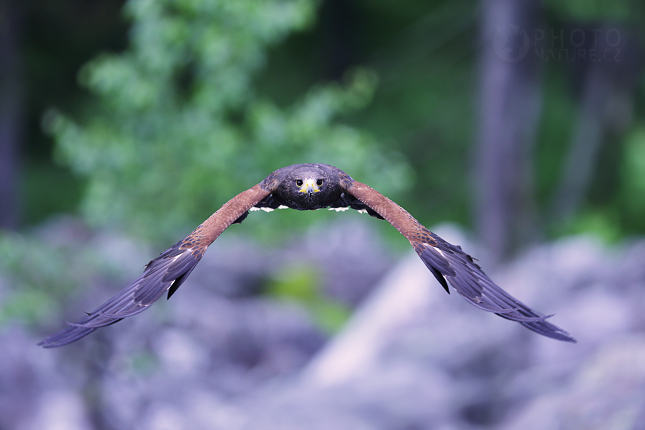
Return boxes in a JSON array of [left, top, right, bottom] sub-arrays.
[[2, 220, 645, 430], [503, 335, 645, 430], [293, 219, 395, 306]]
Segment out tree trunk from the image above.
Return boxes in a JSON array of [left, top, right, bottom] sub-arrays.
[[0, 0, 23, 230], [550, 26, 641, 225], [474, 0, 543, 262]]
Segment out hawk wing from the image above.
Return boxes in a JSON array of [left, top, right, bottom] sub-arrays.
[[38, 183, 273, 348], [342, 178, 576, 343]]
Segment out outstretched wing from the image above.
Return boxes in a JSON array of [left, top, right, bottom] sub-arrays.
[[38, 183, 273, 348], [342, 178, 576, 343]]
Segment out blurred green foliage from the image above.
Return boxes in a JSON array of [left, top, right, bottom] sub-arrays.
[[620, 124, 645, 231], [46, 0, 411, 243], [23, 161, 84, 225], [7, 0, 645, 263], [546, 0, 634, 21], [24, 0, 642, 244]]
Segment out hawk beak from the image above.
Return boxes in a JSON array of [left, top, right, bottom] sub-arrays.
[[299, 178, 320, 194]]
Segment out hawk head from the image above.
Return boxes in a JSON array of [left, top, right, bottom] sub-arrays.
[[273, 163, 343, 210]]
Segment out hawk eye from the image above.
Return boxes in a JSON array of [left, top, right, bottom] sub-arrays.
[[296, 179, 303, 187], [316, 179, 323, 186]]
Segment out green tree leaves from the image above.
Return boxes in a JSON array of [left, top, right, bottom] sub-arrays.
[[48, 0, 411, 241]]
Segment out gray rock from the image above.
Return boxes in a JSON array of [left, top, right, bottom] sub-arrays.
[[3, 219, 645, 430]]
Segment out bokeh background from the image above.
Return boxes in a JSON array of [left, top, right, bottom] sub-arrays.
[[2, 0, 645, 429]]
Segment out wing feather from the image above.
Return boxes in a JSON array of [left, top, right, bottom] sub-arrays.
[[343, 179, 576, 343], [38, 184, 272, 348]]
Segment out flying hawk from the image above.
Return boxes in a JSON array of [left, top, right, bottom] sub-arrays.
[[39, 163, 575, 347]]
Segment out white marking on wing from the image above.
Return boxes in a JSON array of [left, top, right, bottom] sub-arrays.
[[425, 243, 445, 258], [173, 249, 190, 261], [249, 207, 275, 212], [328, 207, 349, 212]]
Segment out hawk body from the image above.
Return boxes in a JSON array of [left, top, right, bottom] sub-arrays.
[[39, 163, 575, 348]]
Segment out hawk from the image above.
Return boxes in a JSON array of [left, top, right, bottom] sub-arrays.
[[39, 163, 575, 347]]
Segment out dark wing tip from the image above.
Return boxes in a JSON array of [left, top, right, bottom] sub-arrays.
[[415, 241, 576, 343], [38, 325, 98, 348], [520, 320, 577, 343], [39, 245, 203, 348]]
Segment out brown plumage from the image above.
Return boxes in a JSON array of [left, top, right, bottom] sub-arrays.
[[39, 163, 575, 348]]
